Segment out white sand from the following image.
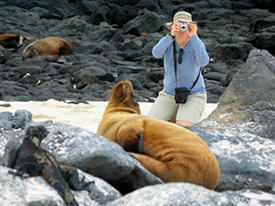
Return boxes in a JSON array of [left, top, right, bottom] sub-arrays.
[[0, 99, 217, 133]]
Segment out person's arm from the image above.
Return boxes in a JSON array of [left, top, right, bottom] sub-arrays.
[[152, 35, 174, 59], [187, 23, 209, 66], [189, 34, 210, 66]]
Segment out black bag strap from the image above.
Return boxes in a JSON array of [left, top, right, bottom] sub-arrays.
[[189, 70, 201, 92], [173, 40, 201, 93], [173, 40, 178, 89]]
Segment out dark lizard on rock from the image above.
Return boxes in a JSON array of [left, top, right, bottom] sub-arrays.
[[8, 125, 95, 206]]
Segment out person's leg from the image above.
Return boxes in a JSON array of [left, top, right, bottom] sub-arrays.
[[168, 115, 177, 123], [176, 120, 194, 126], [147, 90, 178, 121], [176, 93, 207, 126]]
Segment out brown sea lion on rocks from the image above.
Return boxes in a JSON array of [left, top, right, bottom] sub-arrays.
[[97, 80, 220, 190], [9, 125, 95, 206], [0, 34, 32, 48], [21, 37, 73, 63]]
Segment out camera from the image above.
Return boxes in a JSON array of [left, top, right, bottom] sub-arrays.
[[179, 23, 189, 31]]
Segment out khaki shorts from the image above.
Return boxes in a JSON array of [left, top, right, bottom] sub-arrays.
[[147, 90, 207, 124]]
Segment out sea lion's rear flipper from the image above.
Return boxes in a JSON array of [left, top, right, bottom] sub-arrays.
[[130, 153, 178, 182]]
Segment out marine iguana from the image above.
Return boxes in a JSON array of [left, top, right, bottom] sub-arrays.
[[9, 125, 94, 206]]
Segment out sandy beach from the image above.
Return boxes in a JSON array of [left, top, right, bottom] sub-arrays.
[[0, 99, 217, 133]]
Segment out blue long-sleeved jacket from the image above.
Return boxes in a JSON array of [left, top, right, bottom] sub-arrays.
[[152, 34, 209, 95]]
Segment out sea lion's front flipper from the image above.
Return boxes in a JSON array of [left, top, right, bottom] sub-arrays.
[[136, 130, 145, 154], [117, 117, 145, 152]]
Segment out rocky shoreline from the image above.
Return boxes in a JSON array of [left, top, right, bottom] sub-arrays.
[[1, 0, 275, 205], [1, 48, 275, 205], [0, 0, 274, 103]]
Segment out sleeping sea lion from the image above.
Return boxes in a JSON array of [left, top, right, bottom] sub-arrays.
[[97, 80, 220, 190], [21, 37, 73, 63], [9, 125, 95, 206], [0, 34, 32, 48]]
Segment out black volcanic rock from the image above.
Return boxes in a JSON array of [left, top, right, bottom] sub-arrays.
[[0, 0, 274, 104]]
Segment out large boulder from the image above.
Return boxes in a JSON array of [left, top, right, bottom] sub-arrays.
[[123, 10, 164, 35], [0, 120, 163, 195], [0, 165, 121, 205], [213, 42, 255, 62], [1, 105, 275, 205], [246, 32, 275, 57], [189, 127, 275, 193], [108, 183, 275, 206], [196, 49, 275, 139], [41, 122, 163, 194]]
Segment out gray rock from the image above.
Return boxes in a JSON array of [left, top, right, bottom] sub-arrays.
[[108, 183, 275, 206], [115, 74, 145, 90], [109, 5, 139, 28], [246, 32, 275, 57], [0, 46, 12, 63], [204, 72, 227, 81], [12, 109, 33, 129], [1, 1, 274, 103], [123, 10, 164, 35], [205, 79, 226, 97], [197, 49, 275, 139], [249, 16, 275, 33], [38, 122, 163, 194], [0, 165, 121, 206], [189, 127, 275, 193], [213, 42, 255, 62], [1, 108, 275, 205]]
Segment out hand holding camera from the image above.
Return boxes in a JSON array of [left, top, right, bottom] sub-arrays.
[[171, 21, 198, 37], [179, 22, 189, 31]]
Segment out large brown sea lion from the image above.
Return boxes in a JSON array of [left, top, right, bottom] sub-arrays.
[[97, 80, 220, 190], [9, 125, 95, 206], [0, 34, 32, 48], [21, 37, 73, 63]]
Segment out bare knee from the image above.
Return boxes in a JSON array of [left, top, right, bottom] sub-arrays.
[[176, 120, 194, 127]]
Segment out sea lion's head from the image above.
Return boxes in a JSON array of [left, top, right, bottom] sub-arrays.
[[109, 80, 141, 114], [0, 34, 33, 49]]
